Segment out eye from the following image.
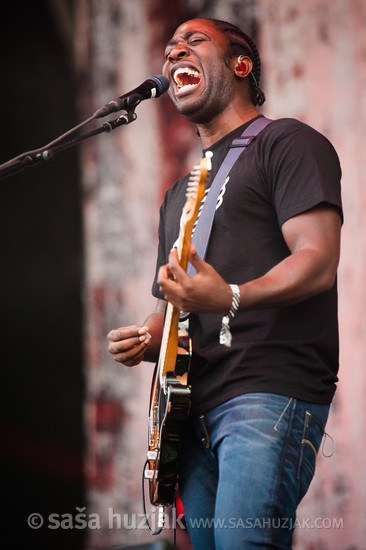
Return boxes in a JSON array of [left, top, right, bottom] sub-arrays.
[[189, 38, 204, 46]]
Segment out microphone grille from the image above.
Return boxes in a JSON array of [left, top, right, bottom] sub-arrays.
[[150, 74, 169, 96]]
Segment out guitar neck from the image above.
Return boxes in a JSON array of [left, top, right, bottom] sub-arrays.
[[158, 302, 181, 380], [157, 152, 212, 384], [157, 206, 194, 381]]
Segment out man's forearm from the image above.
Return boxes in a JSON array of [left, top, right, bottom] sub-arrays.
[[238, 247, 337, 311], [142, 302, 166, 362]]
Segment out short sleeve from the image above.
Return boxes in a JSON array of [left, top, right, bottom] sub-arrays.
[[261, 120, 342, 227], [151, 201, 167, 299]]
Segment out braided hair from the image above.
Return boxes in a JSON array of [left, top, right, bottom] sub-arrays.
[[209, 19, 266, 107]]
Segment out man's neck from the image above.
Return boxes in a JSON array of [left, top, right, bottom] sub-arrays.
[[196, 105, 260, 149]]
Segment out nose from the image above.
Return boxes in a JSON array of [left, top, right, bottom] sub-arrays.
[[167, 44, 189, 63]]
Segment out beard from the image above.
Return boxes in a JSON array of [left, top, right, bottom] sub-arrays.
[[172, 68, 235, 124]]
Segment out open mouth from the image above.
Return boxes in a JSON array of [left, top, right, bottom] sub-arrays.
[[173, 67, 201, 92]]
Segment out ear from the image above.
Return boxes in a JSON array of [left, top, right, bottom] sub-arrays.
[[234, 55, 253, 79]]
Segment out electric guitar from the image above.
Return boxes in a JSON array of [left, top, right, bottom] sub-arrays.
[[144, 152, 212, 512]]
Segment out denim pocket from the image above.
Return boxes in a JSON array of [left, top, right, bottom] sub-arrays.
[[297, 410, 325, 501]]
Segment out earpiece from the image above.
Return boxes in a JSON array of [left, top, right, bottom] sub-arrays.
[[235, 54, 264, 105], [236, 56, 247, 73]]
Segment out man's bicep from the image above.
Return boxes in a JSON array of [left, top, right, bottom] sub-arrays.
[[282, 203, 342, 266]]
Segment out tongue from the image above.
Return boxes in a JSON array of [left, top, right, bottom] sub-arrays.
[[181, 73, 200, 86]]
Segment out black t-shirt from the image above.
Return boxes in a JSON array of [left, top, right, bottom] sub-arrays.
[[152, 117, 343, 416]]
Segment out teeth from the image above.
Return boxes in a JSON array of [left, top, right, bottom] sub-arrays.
[[174, 67, 201, 79], [173, 67, 201, 88]]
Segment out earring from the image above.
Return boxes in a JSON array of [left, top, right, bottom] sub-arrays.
[[236, 56, 247, 73]]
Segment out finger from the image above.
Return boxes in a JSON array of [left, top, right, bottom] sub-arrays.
[[124, 342, 151, 367], [107, 325, 139, 342], [107, 325, 149, 343], [157, 264, 171, 285], [122, 345, 146, 365], [188, 245, 205, 272], [168, 248, 188, 281], [108, 332, 149, 356], [111, 340, 149, 365], [122, 339, 151, 365]]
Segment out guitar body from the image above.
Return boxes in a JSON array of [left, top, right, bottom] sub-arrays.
[[144, 153, 212, 510], [146, 319, 192, 506], [148, 357, 191, 505]]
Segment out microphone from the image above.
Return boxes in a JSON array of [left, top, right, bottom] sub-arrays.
[[94, 74, 169, 118]]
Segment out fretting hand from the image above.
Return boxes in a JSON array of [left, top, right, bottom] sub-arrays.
[[157, 245, 233, 314]]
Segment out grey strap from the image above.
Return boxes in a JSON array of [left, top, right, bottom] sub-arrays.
[[187, 116, 273, 276]]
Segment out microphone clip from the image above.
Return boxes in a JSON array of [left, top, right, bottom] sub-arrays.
[[102, 110, 137, 133], [94, 93, 143, 118]]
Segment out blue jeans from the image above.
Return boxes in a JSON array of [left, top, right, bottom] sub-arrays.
[[178, 393, 329, 549]]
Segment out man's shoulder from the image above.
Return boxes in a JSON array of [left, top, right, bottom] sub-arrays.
[[264, 117, 331, 141], [265, 116, 315, 134], [259, 117, 337, 152]]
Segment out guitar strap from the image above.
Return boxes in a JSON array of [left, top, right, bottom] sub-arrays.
[[186, 115, 273, 277]]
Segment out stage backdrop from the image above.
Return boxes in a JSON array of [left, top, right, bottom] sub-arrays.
[[77, 0, 366, 549]]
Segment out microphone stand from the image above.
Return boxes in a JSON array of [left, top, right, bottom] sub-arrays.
[[0, 95, 141, 181]]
